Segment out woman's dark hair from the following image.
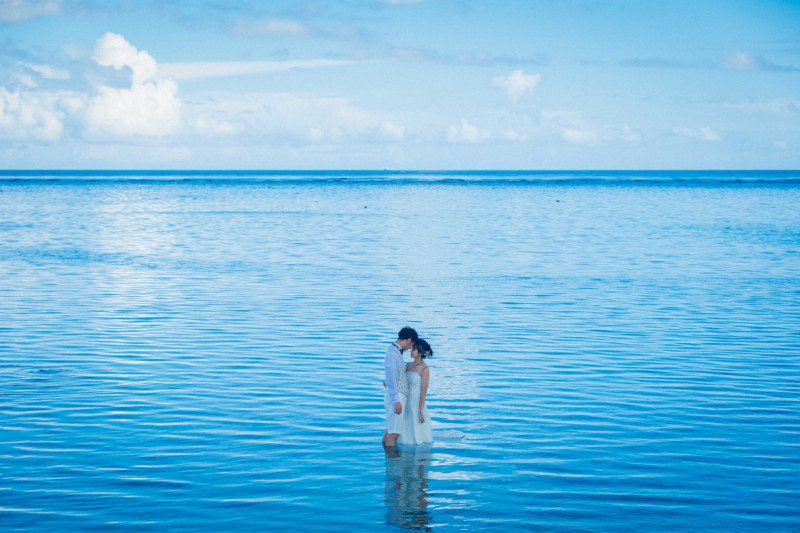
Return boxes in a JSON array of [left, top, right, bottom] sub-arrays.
[[398, 326, 419, 342], [415, 338, 433, 359]]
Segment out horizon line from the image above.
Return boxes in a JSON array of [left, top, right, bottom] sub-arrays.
[[1, 169, 799, 174]]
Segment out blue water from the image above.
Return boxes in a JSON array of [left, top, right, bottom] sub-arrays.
[[1, 171, 799, 532]]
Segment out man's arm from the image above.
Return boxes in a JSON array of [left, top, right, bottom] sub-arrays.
[[385, 349, 399, 404]]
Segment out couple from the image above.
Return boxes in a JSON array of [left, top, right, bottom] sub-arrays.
[[382, 326, 434, 449]]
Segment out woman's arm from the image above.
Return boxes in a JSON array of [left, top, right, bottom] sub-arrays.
[[418, 366, 429, 423]]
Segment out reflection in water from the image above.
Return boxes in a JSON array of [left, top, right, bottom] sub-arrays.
[[384, 446, 433, 531]]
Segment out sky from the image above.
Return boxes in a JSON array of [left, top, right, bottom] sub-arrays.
[[0, 0, 799, 170]]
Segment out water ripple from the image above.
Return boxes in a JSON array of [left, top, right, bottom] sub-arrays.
[[1, 179, 799, 531]]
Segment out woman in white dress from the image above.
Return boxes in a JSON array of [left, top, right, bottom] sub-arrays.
[[398, 339, 433, 445]]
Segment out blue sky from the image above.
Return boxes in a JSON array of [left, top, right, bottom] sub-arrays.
[[0, 0, 798, 169]]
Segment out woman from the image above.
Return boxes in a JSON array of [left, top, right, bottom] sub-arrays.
[[398, 339, 433, 445]]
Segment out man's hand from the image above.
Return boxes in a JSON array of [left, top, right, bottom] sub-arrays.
[[394, 402, 402, 414]]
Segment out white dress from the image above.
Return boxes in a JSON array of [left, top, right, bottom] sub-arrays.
[[398, 370, 433, 445]]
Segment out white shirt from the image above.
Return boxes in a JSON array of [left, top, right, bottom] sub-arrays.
[[384, 342, 409, 403]]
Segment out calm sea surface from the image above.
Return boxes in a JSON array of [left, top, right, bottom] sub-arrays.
[[1, 171, 799, 532]]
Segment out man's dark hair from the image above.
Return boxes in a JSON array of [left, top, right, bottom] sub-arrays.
[[398, 326, 418, 342]]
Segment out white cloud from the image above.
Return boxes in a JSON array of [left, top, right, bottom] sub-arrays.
[[25, 63, 70, 81], [493, 70, 541, 102], [541, 110, 640, 146], [621, 124, 640, 143], [183, 92, 391, 145], [177, 91, 417, 151], [722, 52, 756, 71], [87, 33, 181, 137], [503, 128, 527, 142], [718, 52, 799, 72], [59, 94, 84, 114], [0, 33, 183, 142], [88, 81, 181, 137], [723, 99, 800, 113], [0, 87, 66, 141], [541, 110, 597, 145], [17, 73, 36, 88], [674, 127, 721, 142], [379, 120, 405, 141], [159, 59, 351, 81], [561, 128, 599, 145], [93, 32, 158, 86], [446, 119, 490, 143], [191, 116, 238, 136], [80, 143, 193, 166], [0, 0, 59, 22], [233, 18, 310, 36]]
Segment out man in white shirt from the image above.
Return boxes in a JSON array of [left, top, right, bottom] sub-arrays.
[[382, 326, 418, 449]]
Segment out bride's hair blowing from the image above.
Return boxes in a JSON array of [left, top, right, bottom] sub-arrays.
[[415, 339, 433, 359]]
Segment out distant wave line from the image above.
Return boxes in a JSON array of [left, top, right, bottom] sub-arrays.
[[1, 170, 799, 185]]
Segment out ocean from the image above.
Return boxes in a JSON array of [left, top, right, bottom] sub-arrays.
[[1, 170, 799, 532]]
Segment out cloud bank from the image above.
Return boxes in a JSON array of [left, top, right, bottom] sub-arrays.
[[0, 31, 366, 148]]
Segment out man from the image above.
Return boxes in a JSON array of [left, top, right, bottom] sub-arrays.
[[382, 326, 418, 448]]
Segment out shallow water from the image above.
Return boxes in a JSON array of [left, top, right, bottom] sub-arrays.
[[1, 172, 799, 531]]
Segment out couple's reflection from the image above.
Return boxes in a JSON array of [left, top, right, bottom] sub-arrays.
[[384, 445, 433, 531]]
